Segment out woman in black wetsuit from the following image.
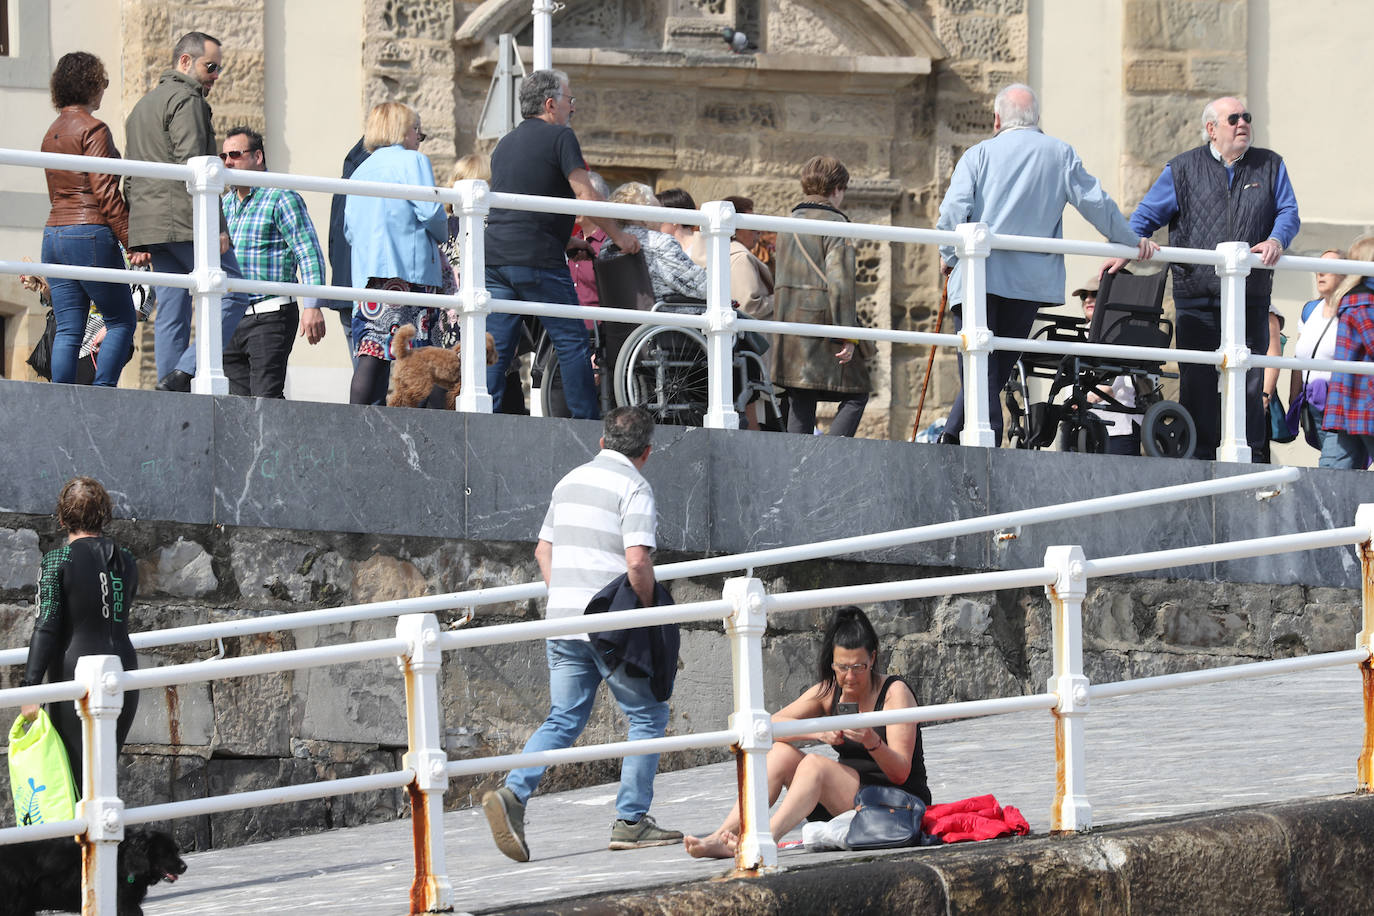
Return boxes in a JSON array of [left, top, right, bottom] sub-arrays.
[[19, 477, 139, 788], [685, 606, 927, 858]]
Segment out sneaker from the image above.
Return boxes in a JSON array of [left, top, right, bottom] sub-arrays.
[[608, 813, 684, 850], [482, 787, 529, 862]]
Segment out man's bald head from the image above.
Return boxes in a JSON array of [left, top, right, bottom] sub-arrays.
[[994, 83, 1039, 132]]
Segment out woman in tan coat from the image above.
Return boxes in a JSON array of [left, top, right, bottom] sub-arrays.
[[771, 156, 872, 436]]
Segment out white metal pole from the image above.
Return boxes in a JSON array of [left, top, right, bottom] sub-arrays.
[[1356, 505, 1374, 792], [956, 222, 995, 447], [1216, 241, 1252, 463], [723, 576, 775, 870], [1045, 545, 1092, 833], [531, 0, 554, 71], [456, 179, 494, 413], [701, 200, 740, 430], [396, 614, 453, 912], [187, 155, 230, 395], [74, 654, 126, 914]]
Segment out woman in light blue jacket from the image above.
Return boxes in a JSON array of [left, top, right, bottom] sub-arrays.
[[344, 101, 448, 404]]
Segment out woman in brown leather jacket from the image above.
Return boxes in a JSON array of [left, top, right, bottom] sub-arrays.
[[40, 52, 145, 386]]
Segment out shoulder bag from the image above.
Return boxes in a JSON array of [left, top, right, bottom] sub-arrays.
[[845, 784, 927, 850], [8, 710, 77, 826]]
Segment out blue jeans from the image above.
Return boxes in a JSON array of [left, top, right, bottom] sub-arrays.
[[40, 225, 137, 386], [1319, 427, 1374, 469], [505, 638, 669, 821], [485, 265, 599, 419], [148, 241, 251, 380]]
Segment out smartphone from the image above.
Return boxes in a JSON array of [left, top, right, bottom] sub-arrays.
[[835, 702, 858, 717]]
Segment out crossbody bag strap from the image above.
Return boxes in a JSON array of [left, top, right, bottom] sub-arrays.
[[1304, 314, 1339, 388]]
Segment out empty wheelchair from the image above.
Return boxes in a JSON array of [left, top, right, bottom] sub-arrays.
[[1004, 269, 1197, 459]]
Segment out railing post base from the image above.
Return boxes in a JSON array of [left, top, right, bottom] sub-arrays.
[[74, 654, 126, 914], [1355, 505, 1374, 792], [955, 222, 995, 448], [397, 613, 454, 913], [723, 575, 774, 870], [1045, 545, 1092, 833]]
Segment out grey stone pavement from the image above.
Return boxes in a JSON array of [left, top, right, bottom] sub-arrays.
[[139, 666, 1366, 915]]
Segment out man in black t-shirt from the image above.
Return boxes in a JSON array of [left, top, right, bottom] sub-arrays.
[[485, 69, 639, 419]]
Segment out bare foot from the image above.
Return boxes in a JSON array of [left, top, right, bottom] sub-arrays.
[[684, 831, 737, 859]]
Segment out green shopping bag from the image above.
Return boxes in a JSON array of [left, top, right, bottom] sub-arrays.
[[8, 710, 77, 825]]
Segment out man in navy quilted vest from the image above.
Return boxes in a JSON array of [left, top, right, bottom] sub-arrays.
[[1110, 96, 1300, 461]]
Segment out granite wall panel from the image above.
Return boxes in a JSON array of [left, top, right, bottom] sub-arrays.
[[0, 380, 214, 524], [9, 379, 1367, 588]]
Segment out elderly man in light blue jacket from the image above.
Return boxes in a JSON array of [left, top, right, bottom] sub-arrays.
[[936, 83, 1157, 446]]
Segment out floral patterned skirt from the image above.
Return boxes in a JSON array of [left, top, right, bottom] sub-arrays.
[[353, 277, 441, 360]]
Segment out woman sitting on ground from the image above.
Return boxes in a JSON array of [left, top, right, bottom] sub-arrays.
[[685, 606, 928, 858]]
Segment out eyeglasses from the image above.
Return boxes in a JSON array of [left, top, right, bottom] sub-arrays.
[[202, 61, 221, 74], [413, 127, 427, 142], [218, 149, 254, 161], [1224, 112, 1252, 126], [832, 663, 870, 674]]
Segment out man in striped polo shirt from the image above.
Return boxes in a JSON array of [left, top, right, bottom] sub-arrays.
[[483, 406, 683, 861]]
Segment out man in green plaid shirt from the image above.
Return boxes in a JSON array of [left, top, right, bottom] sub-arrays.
[[220, 126, 327, 398]]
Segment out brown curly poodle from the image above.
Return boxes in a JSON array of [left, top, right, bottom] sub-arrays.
[[387, 324, 498, 410]]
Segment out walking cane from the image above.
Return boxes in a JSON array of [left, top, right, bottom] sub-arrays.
[[911, 275, 949, 440]]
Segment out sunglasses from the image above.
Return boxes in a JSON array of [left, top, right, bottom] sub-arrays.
[[1224, 112, 1252, 126], [218, 149, 255, 161], [202, 61, 221, 74]]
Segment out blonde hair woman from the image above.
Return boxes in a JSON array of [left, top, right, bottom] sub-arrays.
[[343, 101, 447, 404], [1286, 249, 1346, 458], [1320, 236, 1374, 468]]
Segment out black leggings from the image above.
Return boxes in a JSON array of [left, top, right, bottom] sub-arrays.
[[349, 354, 391, 405]]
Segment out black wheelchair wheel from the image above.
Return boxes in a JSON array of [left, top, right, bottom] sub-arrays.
[[1063, 417, 1106, 454], [1141, 400, 1196, 459], [614, 325, 710, 426]]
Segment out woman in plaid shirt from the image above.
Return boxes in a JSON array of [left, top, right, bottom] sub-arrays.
[[1321, 234, 1374, 469]]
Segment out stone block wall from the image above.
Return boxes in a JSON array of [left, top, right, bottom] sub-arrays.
[[1119, 0, 1248, 207], [0, 513, 1359, 851]]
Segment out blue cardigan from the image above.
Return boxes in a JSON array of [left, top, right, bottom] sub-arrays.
[[343, 144, 447, 288]]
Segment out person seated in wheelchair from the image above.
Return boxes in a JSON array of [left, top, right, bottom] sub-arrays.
[[598, 181, 708, 301], [1073, 274, 1140, 456], [597, 182, 776, 429]]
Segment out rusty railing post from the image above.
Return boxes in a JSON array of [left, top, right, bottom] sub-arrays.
[[723, 575, 775, 870], [74, 654, 125, 915], [1355, 505, 1374, 792], [397, 613, 453, 913], [1045, 545, 1091, 833]]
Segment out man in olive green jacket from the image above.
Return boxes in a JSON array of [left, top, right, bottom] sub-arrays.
[[125, 31, 249, 392]]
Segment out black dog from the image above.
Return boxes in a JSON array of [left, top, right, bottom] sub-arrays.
[[0, 828, 187, 916]]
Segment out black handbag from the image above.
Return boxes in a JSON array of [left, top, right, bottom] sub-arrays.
[[845, 784, 927, 850], [25, 309, 57, 380]]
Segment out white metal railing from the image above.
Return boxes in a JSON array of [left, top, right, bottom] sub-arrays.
[[0, 465, 1298, 670], [2, 474, 1370, 915], [3, 148, 1373, 460]]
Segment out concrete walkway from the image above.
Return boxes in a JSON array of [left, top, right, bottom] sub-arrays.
[[140, 665, 1367, 915]]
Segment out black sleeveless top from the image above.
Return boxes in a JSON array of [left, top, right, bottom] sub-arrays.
[[828, 675, 930, 805]]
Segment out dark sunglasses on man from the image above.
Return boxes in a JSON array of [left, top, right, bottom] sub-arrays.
[[218, 149, 257, 161], [1225, 112, 1252, 126]]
